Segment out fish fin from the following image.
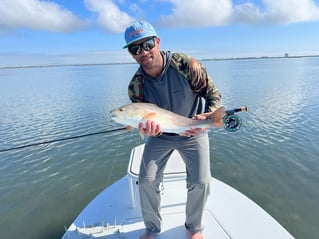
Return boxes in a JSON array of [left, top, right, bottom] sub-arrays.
[[126, 126, 134, 131], [126, 125, 145, 139], [206, 107, 226, 127], [143, 112, 157, 121]]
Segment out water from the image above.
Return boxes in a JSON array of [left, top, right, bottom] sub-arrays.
[[0, 57, 318, 239]]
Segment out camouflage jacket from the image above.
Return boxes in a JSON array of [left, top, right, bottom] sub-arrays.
[[128, 51, 221, 114]]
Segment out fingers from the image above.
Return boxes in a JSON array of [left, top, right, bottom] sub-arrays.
[[192, 114, 207, 120], [138, 120, 161, 136], [181, 114, 206, 136]]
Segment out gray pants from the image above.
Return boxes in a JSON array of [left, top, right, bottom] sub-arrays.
[[138, 133, 211, 236]]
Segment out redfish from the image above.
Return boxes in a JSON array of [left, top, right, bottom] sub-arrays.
[[110, 103, 225, 134]]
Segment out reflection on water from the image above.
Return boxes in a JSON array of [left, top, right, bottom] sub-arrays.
[[0, 58, 319, 239]]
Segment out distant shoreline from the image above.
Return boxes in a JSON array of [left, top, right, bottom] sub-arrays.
[[1, 54, 319, 69], [201, 54, 319, 62]]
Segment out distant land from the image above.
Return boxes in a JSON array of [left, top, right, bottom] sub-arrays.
[[201, 53, 319, 62], [1, 54, 319, 69]]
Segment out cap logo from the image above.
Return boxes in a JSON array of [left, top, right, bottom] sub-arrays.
[[129, 29, 143, 37]]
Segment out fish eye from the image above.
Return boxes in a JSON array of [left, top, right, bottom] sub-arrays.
[[119, 107, 124, 112]]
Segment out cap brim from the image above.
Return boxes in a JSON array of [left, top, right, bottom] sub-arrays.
[[122, 38, 143, 49]]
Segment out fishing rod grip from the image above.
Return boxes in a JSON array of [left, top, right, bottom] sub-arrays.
[[226, 106, 247, 115]]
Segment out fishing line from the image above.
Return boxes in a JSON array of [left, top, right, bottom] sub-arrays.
[[104, 145, 121, 188], [0, 127, 127, 153]]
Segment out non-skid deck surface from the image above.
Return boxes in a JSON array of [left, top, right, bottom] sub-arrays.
[[62, 144, 294, 239]]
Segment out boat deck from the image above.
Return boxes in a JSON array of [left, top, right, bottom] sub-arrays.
[[62, 144, 294, 239]]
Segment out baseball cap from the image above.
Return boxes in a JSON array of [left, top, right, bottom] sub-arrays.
[[123, 21, 158, 48]]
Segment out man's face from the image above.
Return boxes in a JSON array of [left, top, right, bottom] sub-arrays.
[[128, 37, 161, 69]]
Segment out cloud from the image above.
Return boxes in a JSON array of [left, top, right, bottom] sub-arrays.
[[156, 0, 319, 27], [157, 0, 233, 27], [84, 0, 135, 32], [0, 0, 86, 32], [262, 0, 319, 24], [228, 0, 319, 25], [232, 2, 264, 24], [1, 0, 319, 34]]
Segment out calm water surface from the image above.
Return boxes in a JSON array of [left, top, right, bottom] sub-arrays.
[[0, 57, 318, 239]]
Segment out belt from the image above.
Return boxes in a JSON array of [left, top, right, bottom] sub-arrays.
[[162, 132, 179, 136]]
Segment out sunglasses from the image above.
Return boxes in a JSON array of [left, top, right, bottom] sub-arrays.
[[128, 37, 156, 55]]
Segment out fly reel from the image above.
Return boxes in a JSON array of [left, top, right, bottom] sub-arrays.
[[223, 106, 247, 132]]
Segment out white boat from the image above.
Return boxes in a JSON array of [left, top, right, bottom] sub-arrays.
[[62, 144, 294, 239]]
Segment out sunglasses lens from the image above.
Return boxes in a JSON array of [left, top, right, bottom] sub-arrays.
[[129, 38, 156, 55], [129, 45, 141, 55], [143, 39, 155, 51]]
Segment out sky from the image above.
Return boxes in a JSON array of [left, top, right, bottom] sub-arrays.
[[1, 0, 319, 67]]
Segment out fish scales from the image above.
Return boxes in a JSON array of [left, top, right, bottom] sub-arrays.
[[111, 103, 225, 134]]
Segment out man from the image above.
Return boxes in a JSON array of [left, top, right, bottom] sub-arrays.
[[123, 21, 222, 239]]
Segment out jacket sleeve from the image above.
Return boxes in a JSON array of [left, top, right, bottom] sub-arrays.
[[128, 72, 145, 103], [189, 58, 222, 112]]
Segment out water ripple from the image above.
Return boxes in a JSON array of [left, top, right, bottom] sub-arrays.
[[1, 59, 319, 239]]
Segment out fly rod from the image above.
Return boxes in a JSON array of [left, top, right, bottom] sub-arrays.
[[0, 127, 127, 153]]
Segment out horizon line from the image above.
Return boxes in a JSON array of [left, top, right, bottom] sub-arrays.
[[1, 54, 319, 69]]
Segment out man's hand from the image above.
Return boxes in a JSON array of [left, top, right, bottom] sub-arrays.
[[138, 120, 161, 136], [182, 114, 207, 137]]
